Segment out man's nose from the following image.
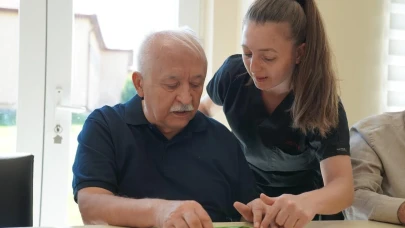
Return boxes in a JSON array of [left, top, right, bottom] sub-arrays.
[[176, 85, 192, 105]]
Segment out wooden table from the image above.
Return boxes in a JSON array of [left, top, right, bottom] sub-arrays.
[[64, 221, 404, 228], [302, 221, 403, 227]]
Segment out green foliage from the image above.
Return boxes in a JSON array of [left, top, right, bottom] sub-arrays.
[[0, 109, 88, 126], [120, 78, 137, 103], [0, 109, 16, 126], [71, 112, 89, 125], [1, 78, 136, 127]]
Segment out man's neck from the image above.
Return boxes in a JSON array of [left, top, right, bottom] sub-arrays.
[[157, 127, 181, 140]]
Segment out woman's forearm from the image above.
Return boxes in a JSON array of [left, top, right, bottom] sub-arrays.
[[299, 177, 354, 215]]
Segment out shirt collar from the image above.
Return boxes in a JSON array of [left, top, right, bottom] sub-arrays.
[[124, 95, 149, 126]]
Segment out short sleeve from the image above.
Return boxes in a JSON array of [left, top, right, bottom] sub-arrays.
[[317, 101, 351, 161], [206, 54, 245, 106], [72, 110, 118, 202]]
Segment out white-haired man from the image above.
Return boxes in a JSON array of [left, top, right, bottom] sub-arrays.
[[344, 111, 405, 225], [72, 28, 271, 228]]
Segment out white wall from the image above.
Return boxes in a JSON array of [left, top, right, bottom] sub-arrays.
[[316, 0, 388, 126], [72, 17, 132, 110], [71, 17, 91, 107], [202, 0, 242, 127], [99, 51, 131, 107], [202, 0, 388, 127]]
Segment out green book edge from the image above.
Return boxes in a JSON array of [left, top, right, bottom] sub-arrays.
[[213, 222, 253, 228]]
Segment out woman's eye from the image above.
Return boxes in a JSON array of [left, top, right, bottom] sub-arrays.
[[264, 57, 275, 62]]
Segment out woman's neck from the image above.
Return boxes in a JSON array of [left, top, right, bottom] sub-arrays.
[[261, 89, 291, 114]]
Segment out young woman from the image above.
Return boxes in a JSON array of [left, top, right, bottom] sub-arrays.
[[199, 0, 354, 227]]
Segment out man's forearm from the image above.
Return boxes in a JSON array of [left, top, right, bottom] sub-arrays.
[[78, 191, 161, 227], [300, 177, 353, 215], [346, 189, 405, 224], [398, 201, 405, 225]]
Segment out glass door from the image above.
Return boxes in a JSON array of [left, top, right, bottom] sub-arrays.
[[39, 0, 202, 226], [0, 0, 48, 226]]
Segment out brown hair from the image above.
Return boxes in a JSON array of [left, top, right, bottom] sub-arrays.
[[244, 0, 339, 137]]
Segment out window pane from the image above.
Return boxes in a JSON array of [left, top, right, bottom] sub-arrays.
[[68, 0, 179, 225], [0, 0, 19, 154]]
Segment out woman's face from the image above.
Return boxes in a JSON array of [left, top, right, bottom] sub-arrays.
[[241, 21, 303, 92]]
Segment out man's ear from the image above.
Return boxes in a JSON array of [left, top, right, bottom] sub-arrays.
[[132, 71, 144, 98], [295, 43, 306, 64]]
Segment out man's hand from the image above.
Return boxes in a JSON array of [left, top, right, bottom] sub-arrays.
[[234, 198, 279, 228], [398, 201, 405, 225], [154, 200, 214, 228]]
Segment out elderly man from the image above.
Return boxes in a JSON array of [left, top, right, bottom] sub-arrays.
[[72, 28, 268, 228], [344, 111, 405, 225]]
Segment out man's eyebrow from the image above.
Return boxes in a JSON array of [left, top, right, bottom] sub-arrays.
[[191, 74, 204, 80], [163, 75, 179, 80], [161, 75, 204, 81]]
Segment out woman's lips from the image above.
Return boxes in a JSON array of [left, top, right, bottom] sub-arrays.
[[255, 76, 268, 82]]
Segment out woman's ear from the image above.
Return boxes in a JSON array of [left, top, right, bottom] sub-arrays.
[[295, 43, 306, 64], [132, 71, 144, 98]]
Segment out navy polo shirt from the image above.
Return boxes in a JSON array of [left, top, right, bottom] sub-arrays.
[[206, 54, 350, 197], [72, 95, 257, 222]]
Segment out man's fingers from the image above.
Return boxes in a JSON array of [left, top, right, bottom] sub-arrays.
[[270, 222, 280, 228], [252, 208, 263, 228], [260, 213, 272, 228], [194, 205, 213, 228], [275, 208, 289, 226], [261, 203, 280, 228], [260, 193, 276, 205], [234, 201, 253, 222], [183, 211, 203, 228], [283, 214, 298, 228], [293, 218, 306, 228], [172, 217, 189, 228]]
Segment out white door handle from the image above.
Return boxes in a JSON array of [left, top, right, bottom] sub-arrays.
[[55, 87, 87, 113]]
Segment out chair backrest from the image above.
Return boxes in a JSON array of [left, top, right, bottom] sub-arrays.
[[320, 211, 345, 220], [0, 153, 34, 227]]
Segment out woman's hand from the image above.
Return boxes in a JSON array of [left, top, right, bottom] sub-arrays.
[[234, 198, 279, 228], [259, 193, 316, 228]]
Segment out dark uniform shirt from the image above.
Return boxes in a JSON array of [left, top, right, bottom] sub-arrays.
[[72, 94, 257, 222], [206, 54, 350, 197]]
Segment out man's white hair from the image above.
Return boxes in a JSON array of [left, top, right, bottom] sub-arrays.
[[136, 26, 207, 75]]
